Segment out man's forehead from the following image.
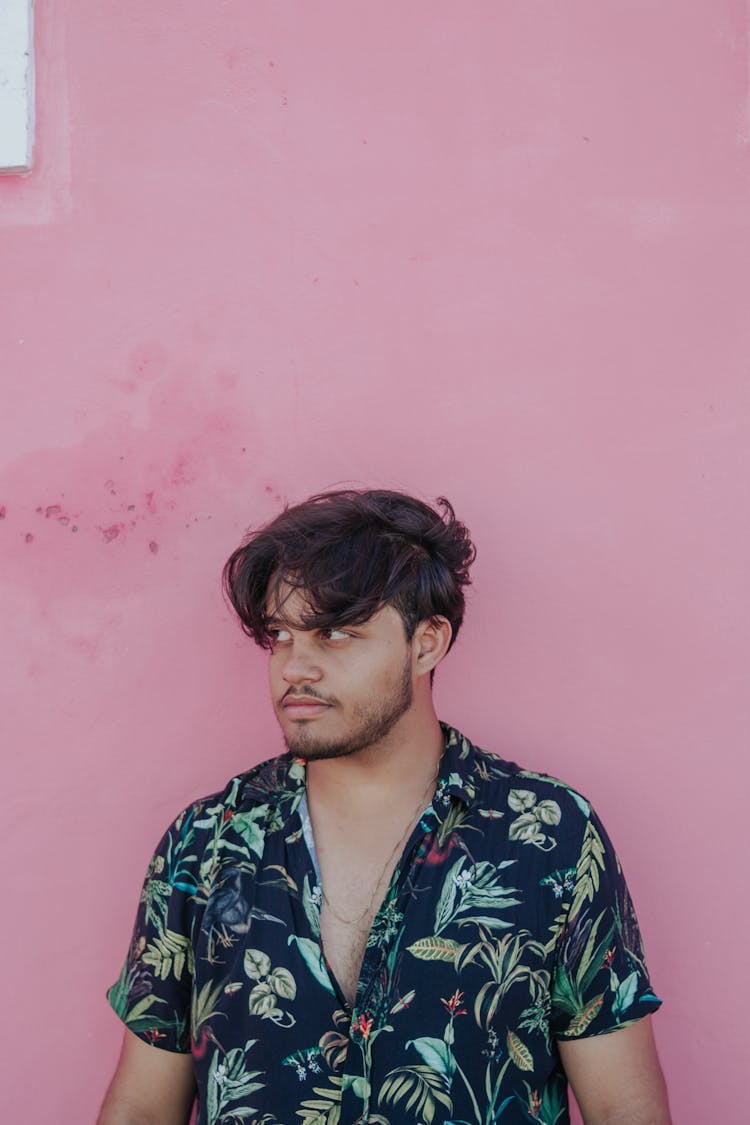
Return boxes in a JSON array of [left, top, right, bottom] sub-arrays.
[[265, 581, 312, 625]]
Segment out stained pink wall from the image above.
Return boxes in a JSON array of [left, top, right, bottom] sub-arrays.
[[2, 2, 748, 1121]]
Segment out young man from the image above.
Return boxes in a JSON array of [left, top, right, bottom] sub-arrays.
[[100, 489, 670, 1125]]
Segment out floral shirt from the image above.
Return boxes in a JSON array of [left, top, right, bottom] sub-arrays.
[[108, 725, 661, 1125]]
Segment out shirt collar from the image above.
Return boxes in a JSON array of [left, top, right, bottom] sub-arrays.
[[433, 722, 477, 810]]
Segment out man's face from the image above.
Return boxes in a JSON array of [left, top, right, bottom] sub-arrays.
[[267, 586, 415, 760]]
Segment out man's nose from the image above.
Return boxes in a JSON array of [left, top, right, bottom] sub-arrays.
[[280, 641, 322, 685]]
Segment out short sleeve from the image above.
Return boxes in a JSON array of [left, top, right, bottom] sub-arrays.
[[550, 805, 662, 1040], [106, 805, 202, 1053]]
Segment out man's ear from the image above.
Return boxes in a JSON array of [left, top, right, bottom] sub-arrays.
[[413, 617, 453, 678]]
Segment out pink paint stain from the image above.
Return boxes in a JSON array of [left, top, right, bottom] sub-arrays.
[[0, 372, 253, 601], [170, 457, 193, 487]]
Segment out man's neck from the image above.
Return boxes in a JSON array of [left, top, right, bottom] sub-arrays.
[[305, 705, 445, 817]]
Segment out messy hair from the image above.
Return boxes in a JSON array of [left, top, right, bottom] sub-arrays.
[[223, 488, 476, 653]]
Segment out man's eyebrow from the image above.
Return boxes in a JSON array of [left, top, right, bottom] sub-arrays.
[[265, 616, 291, 630], [265, 615, 310, 631], [265, 616, 363, 633]]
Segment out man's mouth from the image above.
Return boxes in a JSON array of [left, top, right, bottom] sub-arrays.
[[280, 694, 333, 719]]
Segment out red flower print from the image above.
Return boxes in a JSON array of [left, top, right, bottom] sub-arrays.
[[357, 1013, 373, 1040], [440, 988, 467, 1017]]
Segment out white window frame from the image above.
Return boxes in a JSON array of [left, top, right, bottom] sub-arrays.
[[0, 0, 35, 173]]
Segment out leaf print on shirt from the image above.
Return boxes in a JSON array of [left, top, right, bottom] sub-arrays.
[[142, 928, 193, 981], [406, 936, 464, 963], [140, 866, 172, 929], [519, 1079, 566, 1125], [192, 979, 228, 1044], [433, 857, 521, 934], [378, 1064, 453, 1125], [454, 929, 550, 1029], [110, 983, 182, 1040], [434, 793, 476, 849], [318, 1008, 350, 1071], [517, 771, 591, 818], [350, 1011, 397, 1118], [287, 934, 336, 995], [226, 806, 269, 860], [194, 798, 264, 898], [301, 874, 322, 938], [244, 948, 297, 1027], [506, 1031, 534, 1071], [552, 909, 615, 1036], [367, 897, 404, 949], [296, 1074, 343, 1125], [206, 1040, 264, 1125], [508, 790, 562, 851], [517, 996, 552, 1051], [157, 807, 202, 897], [610, 969, 640, 1022], [568, 819, 606, 919]]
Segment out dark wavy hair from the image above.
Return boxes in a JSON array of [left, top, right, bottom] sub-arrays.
[[223, 489, 476, 654]]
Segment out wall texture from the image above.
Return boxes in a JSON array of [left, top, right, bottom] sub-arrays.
[[2, 2, 748, 1121]]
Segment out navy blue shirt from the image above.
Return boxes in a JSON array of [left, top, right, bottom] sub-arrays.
[[108, 725, 661, 1124]]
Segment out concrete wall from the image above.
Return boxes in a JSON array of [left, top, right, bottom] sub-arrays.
[[2, 2, 748, 1121]]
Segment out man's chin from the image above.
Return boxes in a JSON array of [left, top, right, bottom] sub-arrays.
[[280, 717, 363, 760], [282, 733, 356, 761]]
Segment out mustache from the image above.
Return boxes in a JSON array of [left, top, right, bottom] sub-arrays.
[[279, 686, 338, 706]]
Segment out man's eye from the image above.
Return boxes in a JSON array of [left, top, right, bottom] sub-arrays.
[[325, 628, 351, 641], [269, 628, 292, 644]]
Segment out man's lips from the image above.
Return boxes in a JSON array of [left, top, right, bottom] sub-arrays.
[[280, 696, 333, 719]]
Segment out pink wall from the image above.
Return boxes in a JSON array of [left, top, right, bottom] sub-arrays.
[[2, 2, 748, 1121]]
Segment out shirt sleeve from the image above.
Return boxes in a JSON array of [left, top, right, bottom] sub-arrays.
[[106, 804, 203, 1053], [549, 804, 662, 1040]]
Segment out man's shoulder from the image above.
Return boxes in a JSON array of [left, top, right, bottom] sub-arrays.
[[442, 725, 601, 864], [166, 750, 302, 830], [462, 734, 594, 821]]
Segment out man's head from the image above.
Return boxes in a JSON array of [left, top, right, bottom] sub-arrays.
[[223, 489, 476, 757]]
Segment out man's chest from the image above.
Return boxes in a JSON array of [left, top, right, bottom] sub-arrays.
[[313, 832, 408, 1007]]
